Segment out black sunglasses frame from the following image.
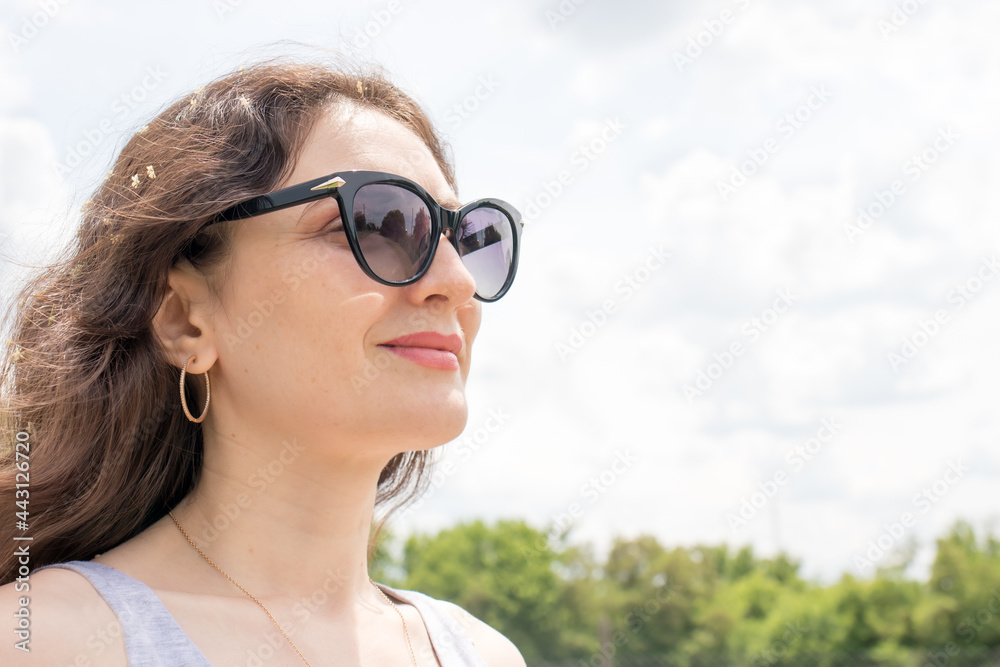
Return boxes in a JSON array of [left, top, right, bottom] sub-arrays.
[[210, 170, 523, 302]]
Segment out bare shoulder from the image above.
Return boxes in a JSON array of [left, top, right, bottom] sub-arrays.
[[0, 566, 126, 666], [438, 600, 526, 667]]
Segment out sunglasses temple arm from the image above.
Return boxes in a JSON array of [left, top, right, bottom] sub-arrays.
[[217, 187, 337, 221]]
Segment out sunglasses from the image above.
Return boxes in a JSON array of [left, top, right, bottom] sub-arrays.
[[210, 170, 523, 302]]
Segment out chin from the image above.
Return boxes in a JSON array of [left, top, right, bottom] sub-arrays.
[[409, 405, 469, 452]]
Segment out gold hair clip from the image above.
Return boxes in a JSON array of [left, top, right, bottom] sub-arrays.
[[146, 165, 156, 180], [190, 86, 206, 108], [131, 174, 141, 188]]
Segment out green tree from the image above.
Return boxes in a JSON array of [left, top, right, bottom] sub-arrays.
[[400, 519, 585, 660], [914, 521, 1000, 663], [600, 536, 704, 656], [371, 516, 1000, 665]]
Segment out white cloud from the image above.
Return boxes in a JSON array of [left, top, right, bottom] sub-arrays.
[[2, 0, 998, 584], [0, 115, 71, 274]]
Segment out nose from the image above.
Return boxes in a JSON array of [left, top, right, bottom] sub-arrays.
[[407, 230, 477, 304]]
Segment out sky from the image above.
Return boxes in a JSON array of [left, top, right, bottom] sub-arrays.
[[1, 0, 998, 585]]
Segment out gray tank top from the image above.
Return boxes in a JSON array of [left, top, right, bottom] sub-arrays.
[[37, 560, 488, 666]]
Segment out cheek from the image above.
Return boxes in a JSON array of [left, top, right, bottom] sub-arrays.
[[216, 258, 286, 352], [217, 241, 362, 364], [273, 252, 388, 389]]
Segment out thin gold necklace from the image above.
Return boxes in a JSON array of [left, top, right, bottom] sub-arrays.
[[168, 511, 417, 666]]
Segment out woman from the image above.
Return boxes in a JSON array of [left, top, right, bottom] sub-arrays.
[[0, 57, 525, 666]]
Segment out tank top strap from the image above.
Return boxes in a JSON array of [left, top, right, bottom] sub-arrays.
[[37, 561, 488, 666], [34, 560, 213, 666], [376, 583, 489, 667]]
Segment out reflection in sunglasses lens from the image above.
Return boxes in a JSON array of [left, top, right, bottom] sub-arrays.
[[353, 184, 431, 282], [459, 207, 513, 300], [352, 184, 513, 298]]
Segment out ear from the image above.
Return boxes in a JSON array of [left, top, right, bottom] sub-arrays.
[[152, 260, 220, 374]]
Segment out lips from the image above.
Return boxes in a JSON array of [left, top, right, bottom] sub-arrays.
[[377, 331, 463, 371], [378, 332, 463, 355]]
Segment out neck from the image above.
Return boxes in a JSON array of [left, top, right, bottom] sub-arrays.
[[169, 429, 393, 619]]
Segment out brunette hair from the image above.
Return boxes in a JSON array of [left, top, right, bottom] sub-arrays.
[[0, 57, 455, 584]]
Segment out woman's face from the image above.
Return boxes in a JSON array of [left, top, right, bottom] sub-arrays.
[[204, 104, 482, 460]]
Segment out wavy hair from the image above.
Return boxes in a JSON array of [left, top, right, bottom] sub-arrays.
[[0, 56, 455, 584]]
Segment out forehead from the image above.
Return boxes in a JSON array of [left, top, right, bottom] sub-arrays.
[[285, 104, 460, 209]]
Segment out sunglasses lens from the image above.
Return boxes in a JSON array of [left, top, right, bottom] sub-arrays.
[[353, 184, 432, 282], [458, 206, 515, 300], [352, 183, 516, 299]]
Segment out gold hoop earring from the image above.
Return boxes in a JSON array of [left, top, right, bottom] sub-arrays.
[[180, 354, 210, 423]]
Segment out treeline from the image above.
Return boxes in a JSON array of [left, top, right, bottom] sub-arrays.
[[370, 519, 1000, 667]]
